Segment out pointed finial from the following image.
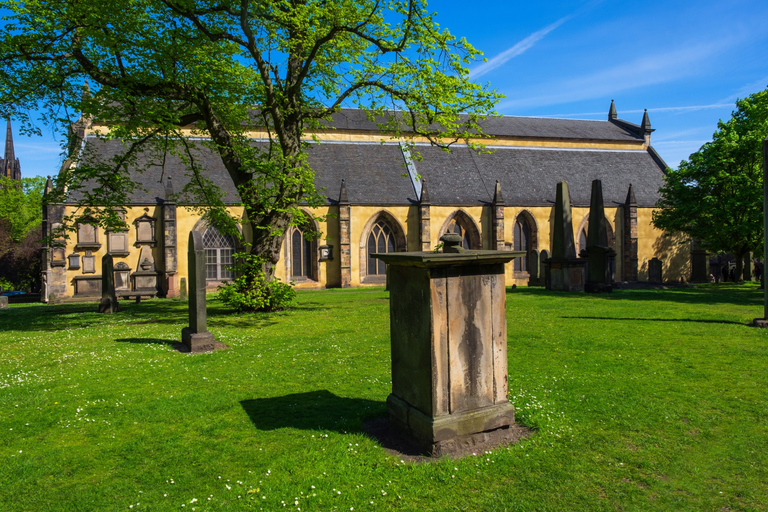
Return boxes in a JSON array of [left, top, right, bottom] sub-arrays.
[[419, 178, 430, 204], [608, 99, 617, 121], [493, 180, 504, 205], [164, 176, 174, 197], [82, 80, 91, 101], [338, 179, 349, 204], [641, 109, 651, 132], [625, 183, 637, 206], [44, 176, 53, 196]]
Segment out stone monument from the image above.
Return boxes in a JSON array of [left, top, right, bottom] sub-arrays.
[[648, 257, 663, 284], [181, 231, 218, 353], [98, 254, 119, 313], [528, 249, 540, 286], [373, 233, 523, 455], [0, 296, 8, 309], [584, 179, 616, 293], [690, 239, 709, 283], [179, 277, 187, 301], [545, 182, 586, 292]]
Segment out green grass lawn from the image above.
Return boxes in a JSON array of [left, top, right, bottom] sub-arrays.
[[1, 284, 767, 511]]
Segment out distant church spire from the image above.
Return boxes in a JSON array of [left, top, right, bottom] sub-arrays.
[[2, 119, 21, 181]]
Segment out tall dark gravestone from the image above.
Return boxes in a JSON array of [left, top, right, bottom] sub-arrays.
[[528, 249, 540, 286], [545, 182, 586, 292], [584, 179, 615, 293], [181, 231, 218, 353], [374, 234, 524, 455], [98, 254, 119, 313]]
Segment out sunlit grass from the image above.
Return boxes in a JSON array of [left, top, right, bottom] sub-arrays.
[[1, 284, 767, 511]]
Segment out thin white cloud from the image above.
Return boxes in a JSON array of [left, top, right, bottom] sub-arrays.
[[470, 16, 573, 80], [719, 76, 768, 103], [499, 38, 738, 111]]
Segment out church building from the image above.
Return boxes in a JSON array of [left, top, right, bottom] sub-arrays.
[[41, 102, 691, 302]]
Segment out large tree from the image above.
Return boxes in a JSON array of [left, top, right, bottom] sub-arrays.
[[0, 176, 45, 291], [653, 88, 768, 280], [0, 0, 500, 276]]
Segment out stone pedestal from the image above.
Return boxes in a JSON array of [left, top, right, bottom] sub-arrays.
[[374, 241, 523, 454], [547, 257, 586, 292]]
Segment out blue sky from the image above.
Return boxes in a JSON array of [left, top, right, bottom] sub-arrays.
[[5, 0, 768, 178]]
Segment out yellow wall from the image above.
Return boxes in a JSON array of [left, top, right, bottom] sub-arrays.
[[55, 202, 689, 298]]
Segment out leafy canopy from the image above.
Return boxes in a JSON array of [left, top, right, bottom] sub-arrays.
[[0, 176, 45, 242], [0, 0, 501, 263], [652, 88, 768, 260]]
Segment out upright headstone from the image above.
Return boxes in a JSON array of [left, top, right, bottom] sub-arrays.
[[179, 277, 188, 301], [181, 231, 217, 353], [528, 249, 540, 286], [648, 257, 663, 284], [98, 254, 119, 313], [540, 249, 550, 288], [689, 239, 709, 283], [584, 180, 616, 293], [0, 296, 8, 309], [545, 182, 586, 291]]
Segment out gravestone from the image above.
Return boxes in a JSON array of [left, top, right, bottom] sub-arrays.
[[540, 249, 550, 289], [181, 231, 219, 353], [584, 180, 615, 293], [690, 240, 709, 283], [98, 254, 119, 313], [82, 251, 96, 273], [545, 182, 586, 291], [648, 257, 663, 284], [528, 249, 540, 286], [179, 277, 187, 301], [0, 296, 8, 309], [373, 233, 523, 455]]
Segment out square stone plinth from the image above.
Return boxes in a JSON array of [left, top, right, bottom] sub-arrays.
[[374, 250, 522, 454], [181, 328, 217, 353]]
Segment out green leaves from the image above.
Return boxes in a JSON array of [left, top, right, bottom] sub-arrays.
[[653, 88, 768, 259]]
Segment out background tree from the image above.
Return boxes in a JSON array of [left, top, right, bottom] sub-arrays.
[[653, 88, 768, 280], [0, 0, 500, 278], [0, 176, 45, 291]]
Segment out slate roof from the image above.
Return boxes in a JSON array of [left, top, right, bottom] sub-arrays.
[[66, 107, 665, 208], [316, 109, 644, 142], [413, 145, 665, 207]]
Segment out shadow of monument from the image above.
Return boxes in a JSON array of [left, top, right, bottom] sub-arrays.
[[240, 390, 385, 433], [560, 316, 746, 326]]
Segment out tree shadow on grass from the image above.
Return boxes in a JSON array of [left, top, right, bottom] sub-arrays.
[[241, 390, 385, 433], [115, 337, 192, 352], [513, 285, 764, 307], [561, 316, 747, 326]]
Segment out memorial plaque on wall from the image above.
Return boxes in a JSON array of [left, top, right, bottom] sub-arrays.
[[114, 262, 131, 291], [134, 212, 156, 244], [108, 231, 129, 255], [82, 251, 96, 274]]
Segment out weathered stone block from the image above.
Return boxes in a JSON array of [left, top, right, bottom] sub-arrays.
[[375, 245, 522, 454]]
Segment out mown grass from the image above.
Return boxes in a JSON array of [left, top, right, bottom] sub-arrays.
[[1, 284, 767, 511]]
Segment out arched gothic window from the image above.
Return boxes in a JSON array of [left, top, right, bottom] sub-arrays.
[[203, 226, 236, 281], [289, 223, 317, 280], [577, 216, 615, 254], [514, 218, 532, 272], [446, 217, 472, 250], [367, 220, 396, 277], [440, 211, 481, 250]]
